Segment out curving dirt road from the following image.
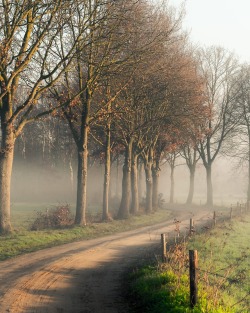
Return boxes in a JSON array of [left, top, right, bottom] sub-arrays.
[[0, 209, 212, 313]]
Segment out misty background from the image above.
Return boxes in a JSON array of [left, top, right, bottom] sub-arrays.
[[11, 154, 246, 212]]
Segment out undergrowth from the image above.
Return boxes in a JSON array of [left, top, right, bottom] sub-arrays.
[[31, 204, 73, 230]]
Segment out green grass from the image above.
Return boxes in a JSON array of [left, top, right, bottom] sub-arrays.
[[128, 214, 250, 313], [188, 214, 250, 312], [11, 202, 54, 229], [129, 266, 233, 313], [0, 204, 173, 261]]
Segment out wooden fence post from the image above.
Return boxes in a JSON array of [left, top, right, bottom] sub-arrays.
[[161, 233, 167, 263], [189, 250, 198, 308]]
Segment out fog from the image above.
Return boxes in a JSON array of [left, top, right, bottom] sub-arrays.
[[11, 156, 246, 213], [159, 158, 246, 206]]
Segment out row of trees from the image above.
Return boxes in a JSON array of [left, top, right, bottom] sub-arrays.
[[1, 0, 250, 234]]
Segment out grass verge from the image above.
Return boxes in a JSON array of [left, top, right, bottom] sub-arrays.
[[128, 214, 250, 313], [0, 208, 172, 261]]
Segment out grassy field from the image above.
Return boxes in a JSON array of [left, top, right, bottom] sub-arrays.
[[128, 213, 250, 313], [0, 203, 173, 261], [11, 202, 53, 229], [188, 214, 250, 312]]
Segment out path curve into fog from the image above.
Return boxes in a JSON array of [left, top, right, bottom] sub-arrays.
[[0, 209, 212, 313]]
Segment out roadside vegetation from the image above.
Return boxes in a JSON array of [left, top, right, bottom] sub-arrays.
[[128, 214, 250, 313], [0, 204, 173, 261]]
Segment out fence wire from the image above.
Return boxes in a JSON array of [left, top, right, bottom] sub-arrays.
[[159, 203, 250, 311]]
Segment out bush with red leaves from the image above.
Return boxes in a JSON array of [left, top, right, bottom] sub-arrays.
[[31, 204, 73, 230]]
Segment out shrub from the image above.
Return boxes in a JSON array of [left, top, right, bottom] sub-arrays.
[[31, 204, 73, 230]]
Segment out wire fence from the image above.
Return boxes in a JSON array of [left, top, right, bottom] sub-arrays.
[[159, 202, 250, 310], [162, 202, 250, 246]]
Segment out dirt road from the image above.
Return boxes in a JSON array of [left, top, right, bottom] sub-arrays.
[[0, 209, 212, 313]]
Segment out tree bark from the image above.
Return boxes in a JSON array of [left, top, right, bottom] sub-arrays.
[[152, 158, 160, 211], [131, 153, 139, 214], [144, 155, 153, 213], [115, 157, 119, 199], [0, 124, 15, 234], [75, 147, 88, 225], [73, 33, 94, 225], [138, 161, 143, 205], [206, 163, 213, 207], [75, 106, 89, 225], [118, 139, 133, 219], [186, 168, 195, 205], [102, 123, 112, 221], [169, 165, 175, 204]]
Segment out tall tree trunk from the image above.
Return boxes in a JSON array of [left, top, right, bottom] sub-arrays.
[[138, 160, 143, 204], [75, 138, 88, 226], [75, 97, 90, 225], [169, 165, 175, 204], [145, 163, 153, 213], [73, 16, 95, 225], [144, 151, 153, 213], [0, 124, 15, 234], [102, 123, 112, 221], [118, 139, 133, 219], [206, 162, 213, 207], [115, 156, 119, 198], [152, 158, 160, 211], [186, 167, 195, 205], [131, 153, 139, 214]]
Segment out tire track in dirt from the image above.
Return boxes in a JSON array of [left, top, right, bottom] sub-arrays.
[[0, 210, 213, 313]]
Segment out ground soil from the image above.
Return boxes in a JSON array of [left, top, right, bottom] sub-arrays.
[[0, 208, 213, 313]]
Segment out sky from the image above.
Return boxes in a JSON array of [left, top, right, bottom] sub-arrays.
[[167, 0, 250, 63]]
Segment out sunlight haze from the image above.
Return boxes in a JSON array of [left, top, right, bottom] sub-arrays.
[[168, 0, 250, 62]]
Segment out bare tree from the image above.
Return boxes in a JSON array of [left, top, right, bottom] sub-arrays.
[[55, 0, 145, 224], [0, 0, 84, 234], [196, 46, 240, 207], [150, 44, 205, 208], [114, 1, 189, 217], [227, 65, 250, 201]]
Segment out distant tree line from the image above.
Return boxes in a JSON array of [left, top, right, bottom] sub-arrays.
[[1, 0, 250, 234]]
